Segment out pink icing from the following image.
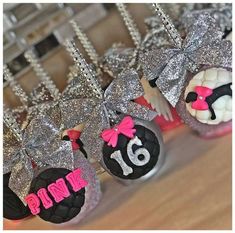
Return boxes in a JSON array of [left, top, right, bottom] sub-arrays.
[[65, 168, 88, 192], [101, 116, 136, 147], [37, 188, 53, 209], [25, 193, 40, 215], [48, 178, 70, 203], [191, 86, 213, 110]]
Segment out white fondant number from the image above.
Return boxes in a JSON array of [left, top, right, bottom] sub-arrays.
[[111, 151, 133, 176], [110, 136, 151, 176]]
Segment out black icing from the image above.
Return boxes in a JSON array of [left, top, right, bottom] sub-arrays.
[[186, 82, 232, 120], [29, 168, 85, 224], [103, 125, 160, 180], [3, 173, 31, 220], [149, 77, 158, 88], [223, 28, 232, 39]]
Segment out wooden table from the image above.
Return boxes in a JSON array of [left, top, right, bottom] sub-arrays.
[[4, 125, 232, 230]]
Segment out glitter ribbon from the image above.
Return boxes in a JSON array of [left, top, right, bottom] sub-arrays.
[[140, 13, 232, 107], [101, 45, 136, 76], [181, 5, 232, 33], [59, 69, 157, 161], [3, 105, 75, 203]]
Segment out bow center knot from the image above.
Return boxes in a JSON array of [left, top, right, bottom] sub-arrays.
[[191, 86, 213, 110], [101, 116, 136, 148], [113, 126, 119, 132], [19, 148, 28, 159]]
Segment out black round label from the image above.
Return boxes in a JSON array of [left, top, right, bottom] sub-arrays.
[[103, 125, 160, 179], [30, 168, 86, 224], [3, 173, 31, 220]]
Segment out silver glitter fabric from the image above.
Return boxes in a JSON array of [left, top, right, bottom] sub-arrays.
[[101, 4, 174, 77], [59, 68, 102, 129], [30, 83, 55, 106], [25, 66, 100, 129], [181, 4, 232, 33], [23, 83, 58, 124], [60, 69, 158, 161], [146, 3, 228, 32], [4, 105, 75, 203], [3, 123, 21, 174], [147, 3, 196, 30], [140, 26, 170, 53], [62, 152, 102, 225], [101, 44, 136, 77], [140, 13, 232, 107], [101, 28, 169, 77]]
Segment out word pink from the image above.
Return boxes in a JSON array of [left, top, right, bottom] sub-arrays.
[[25, 168, 88, 215]]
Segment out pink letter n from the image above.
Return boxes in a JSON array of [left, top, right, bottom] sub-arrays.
[[48, 178, 70, 203]]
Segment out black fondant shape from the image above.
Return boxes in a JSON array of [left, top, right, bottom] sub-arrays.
[[103, 125, 160, 179], [3, 173, 31, 220], [29, 168, 85, 224], [223, 28, 232, 39]]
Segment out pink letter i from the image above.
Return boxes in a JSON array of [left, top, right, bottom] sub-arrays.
[[37, 188, 53, 209]]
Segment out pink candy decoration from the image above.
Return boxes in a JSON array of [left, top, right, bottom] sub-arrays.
[[25, 168, 88, 215], [192, 86, 213, 110], [48, 178, 71, 203], [37, 188, 53, 209], [101, 116, 136, 147]]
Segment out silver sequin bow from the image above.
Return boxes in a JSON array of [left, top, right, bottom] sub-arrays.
[[3, 106, 75, 203], [59, 69, 157, 161], [140, 13, 232, 107], [181, 4, 232, 33]]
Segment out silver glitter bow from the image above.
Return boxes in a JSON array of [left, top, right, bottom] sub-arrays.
[[59, 69, 157, 161], [140, 13, 232, 107], [101, 44, 136, 77], [100, 4, 172, 76], [3, 106, 75, 203], [181, 4, 232, 33]]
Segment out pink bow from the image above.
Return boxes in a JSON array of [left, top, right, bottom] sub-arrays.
[[101, 116, 136, 148], [192, 86, 213, 110], [67, 130, 81, 150]]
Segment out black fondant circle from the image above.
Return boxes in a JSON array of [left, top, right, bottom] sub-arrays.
[[103, 125, 160, 179], [3, 173, 31, 220], [29, 168, 85, 224]]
